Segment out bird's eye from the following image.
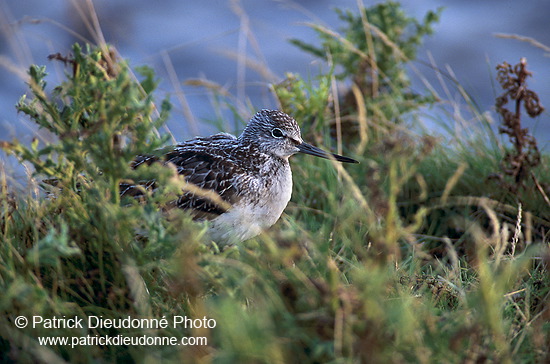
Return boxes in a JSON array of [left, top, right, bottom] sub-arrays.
[[271, 128, 284, 138]]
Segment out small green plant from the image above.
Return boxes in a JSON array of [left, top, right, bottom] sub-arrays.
[[9, 45, 169, 188], [290, 2, 440, 124]]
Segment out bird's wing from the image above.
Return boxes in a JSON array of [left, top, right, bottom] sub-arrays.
[[122, 133, 242, 220]]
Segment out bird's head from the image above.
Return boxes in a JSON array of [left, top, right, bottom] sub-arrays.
[[239, 109, 358, 163]]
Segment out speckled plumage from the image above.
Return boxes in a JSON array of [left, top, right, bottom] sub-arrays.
[[122, 109, 357, 244]]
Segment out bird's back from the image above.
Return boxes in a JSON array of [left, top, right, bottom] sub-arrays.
[[123, 132, 246, 219]]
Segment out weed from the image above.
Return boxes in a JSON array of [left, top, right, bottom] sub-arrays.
[[290, 1, 441, 141], [493, 58, 546, 197]]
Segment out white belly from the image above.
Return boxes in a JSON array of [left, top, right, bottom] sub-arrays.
[[208, 163, 293, 244]]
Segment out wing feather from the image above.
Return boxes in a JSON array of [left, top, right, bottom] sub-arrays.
[[121, 133, 242, 219]]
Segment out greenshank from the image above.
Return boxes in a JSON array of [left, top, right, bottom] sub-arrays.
[[123, 110, 357, 243]]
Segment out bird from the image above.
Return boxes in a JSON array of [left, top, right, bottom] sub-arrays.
[[122, 109, 358, 244]]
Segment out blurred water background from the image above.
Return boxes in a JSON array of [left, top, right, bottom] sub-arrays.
[[1, 0, 549, 183]]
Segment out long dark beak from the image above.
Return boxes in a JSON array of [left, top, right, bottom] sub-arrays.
[[297, 143, 358, 164]]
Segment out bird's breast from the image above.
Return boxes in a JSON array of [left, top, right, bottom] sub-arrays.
[[208, 159, 292, 243], [256, 161, 293, 225]]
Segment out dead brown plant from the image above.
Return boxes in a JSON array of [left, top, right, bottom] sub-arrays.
[[494, 58, 544, 194]]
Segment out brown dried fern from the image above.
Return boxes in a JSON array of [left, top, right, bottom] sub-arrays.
[[494, 58, 544, 193]]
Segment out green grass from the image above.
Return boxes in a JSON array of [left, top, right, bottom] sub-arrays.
[[1, 3, 549, 363]]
